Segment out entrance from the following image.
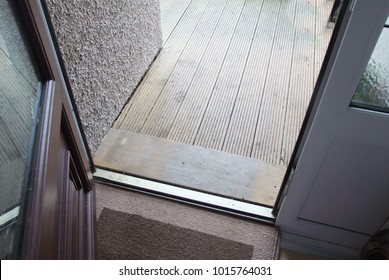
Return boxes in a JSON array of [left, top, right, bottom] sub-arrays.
[[94, 0, 337, 214]]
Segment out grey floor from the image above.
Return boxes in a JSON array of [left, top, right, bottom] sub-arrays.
[[96, 183, 280, 259]]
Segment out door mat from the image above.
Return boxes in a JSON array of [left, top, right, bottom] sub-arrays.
[[97, 208, 254, 259]]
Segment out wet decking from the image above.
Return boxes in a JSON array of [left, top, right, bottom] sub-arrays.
[[95, 0, 335, 206]]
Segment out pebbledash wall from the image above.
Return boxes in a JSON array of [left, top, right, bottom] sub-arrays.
[[45, 0, 162, 153]]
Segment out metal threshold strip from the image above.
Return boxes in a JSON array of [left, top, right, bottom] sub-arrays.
[[94, 168, 275, 224]]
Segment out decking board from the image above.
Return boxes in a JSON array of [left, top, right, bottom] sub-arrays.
[[159, 0, 179, 18], [251, 0, 298, 164], [315, 0, 334, 79], [141, 0, 229, 138], [280, 0, 317, 165], [193, 0, 264, 151], [114, 0, 209, 132], [222, 0, 282, 158], [160, 0, 194, 42], [166, 0, 246, 145]]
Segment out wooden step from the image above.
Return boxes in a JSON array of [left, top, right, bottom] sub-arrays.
[[94, 129, 286, 206]]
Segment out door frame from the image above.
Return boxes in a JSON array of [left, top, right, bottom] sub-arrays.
[[274, 0, 389, 258], [8, 0, 96, 259]]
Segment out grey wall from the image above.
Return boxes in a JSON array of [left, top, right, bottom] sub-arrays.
[[46, 0, 162, 153]]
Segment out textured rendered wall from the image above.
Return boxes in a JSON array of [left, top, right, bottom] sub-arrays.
[[46, 0, 162, 153]]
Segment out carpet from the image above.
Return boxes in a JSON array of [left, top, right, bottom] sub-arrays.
[[96, 183, 279, 260], [97, 208, 254, 260]]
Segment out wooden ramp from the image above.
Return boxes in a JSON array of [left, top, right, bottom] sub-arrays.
[[95, 129, 286, 206]]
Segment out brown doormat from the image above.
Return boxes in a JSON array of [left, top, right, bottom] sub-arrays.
[[97, 208, 254, 260]]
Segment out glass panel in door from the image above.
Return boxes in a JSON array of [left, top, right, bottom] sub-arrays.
[[350, 17, 389, 112], [0, 0, 41, 259]]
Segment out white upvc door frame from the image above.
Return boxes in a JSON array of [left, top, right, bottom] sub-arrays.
[[275, 0, 389, 259]]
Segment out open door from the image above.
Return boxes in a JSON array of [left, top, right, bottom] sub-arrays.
[[275, 0, 389, 259], [0, 0, 95, 259]]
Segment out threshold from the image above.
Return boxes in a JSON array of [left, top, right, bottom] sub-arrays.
[[94, 168, 275, 225]]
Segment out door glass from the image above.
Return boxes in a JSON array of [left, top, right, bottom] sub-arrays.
[[350, 16, 389, 112], [0, 0, 41, 259]]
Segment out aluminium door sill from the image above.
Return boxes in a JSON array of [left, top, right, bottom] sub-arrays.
[[94, 168, 275, 224]]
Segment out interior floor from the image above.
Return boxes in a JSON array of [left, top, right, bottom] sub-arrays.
[[96, 182, 279, 259]]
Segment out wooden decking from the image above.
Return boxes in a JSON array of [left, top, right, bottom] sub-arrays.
[[96, 0, 335, 206], [114, 0, 333, 165]]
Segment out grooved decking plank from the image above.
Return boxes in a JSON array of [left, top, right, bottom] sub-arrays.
[[315, 0, 333, 79], [140, 0, 229, 138], [251, 0, 298, 165], [193, 0, 265, 151], [160, 0, 179, 19], [160, 0, 193, 42], [222, 0, 281, 158], [114, 0, 209, 132], [95, 129, 286, 206], [280, 0, 316, 166], [167, 0, 246, 144]]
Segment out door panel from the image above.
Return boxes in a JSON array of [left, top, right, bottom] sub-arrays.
[[299, 138, 389, 234], [276, 0, 389, 257]]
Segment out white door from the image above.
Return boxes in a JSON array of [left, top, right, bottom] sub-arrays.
[[275, 0, 389, 258]]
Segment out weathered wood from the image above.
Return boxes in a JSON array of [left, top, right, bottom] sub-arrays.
[[114, 0, 333, 167], [102, 0, 335, 207], [114, 0, 209, 132], [141, 0, 229, 138], [315, 0, 334, 79], [194, 0, 265, 151], [160, 0, 194, 42], [280, 0, 316, 165], [95, 129, 286, 206], [222, 0, 281, 158], [159, 0, 178, 19], [251, 0, 298, 164], [167, 0, 246, 145]]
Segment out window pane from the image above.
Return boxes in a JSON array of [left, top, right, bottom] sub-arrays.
[[351, 23, 389, 112], [0, 0, 40, 259]]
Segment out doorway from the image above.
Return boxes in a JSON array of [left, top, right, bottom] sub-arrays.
[[94, 0, 336, 210]]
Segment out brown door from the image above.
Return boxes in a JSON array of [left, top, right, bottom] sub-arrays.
[[0, 0, 95, 259]]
